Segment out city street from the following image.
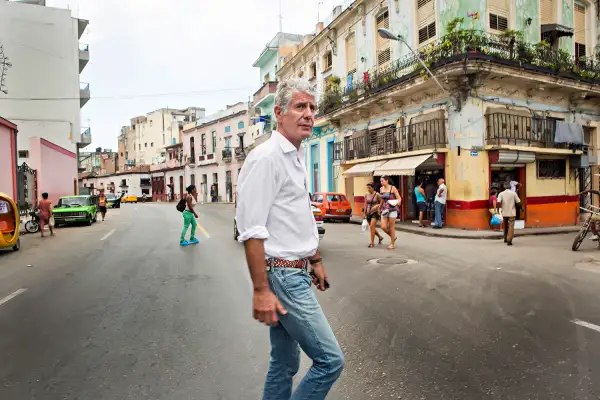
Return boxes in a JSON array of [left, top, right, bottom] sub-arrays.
[[1, 203, 600, 399]]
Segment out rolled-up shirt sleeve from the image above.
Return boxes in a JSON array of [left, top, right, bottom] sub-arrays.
[[236, 152, 281, 242]]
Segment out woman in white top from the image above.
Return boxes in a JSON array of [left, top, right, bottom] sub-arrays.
[[180, 184, 199, 246]]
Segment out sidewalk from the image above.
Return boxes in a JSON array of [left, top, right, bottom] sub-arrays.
[[349, 216, 579, 240]]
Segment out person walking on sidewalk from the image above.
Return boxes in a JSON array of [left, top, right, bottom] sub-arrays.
[[236, 79, 344, 400], [98, 191, 107, 221], [498, 182, 521, 246], [180, 185, 199, 246], [432, 178, 447, 229], [414, 180, 427, 227], [380, 176, 401, 249], [364, 182, 383, 247]]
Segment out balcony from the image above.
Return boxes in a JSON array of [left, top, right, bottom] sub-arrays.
[[78, 18, 89, 39], [253, 81, 278, 108], [198, 153, 217, 166], [79, 44, 89, 73], [77, 127, 91, 149], [333, 119, 448, 162], [318, 31, 600, 117], [80, 82, 90, 108], [486, 113, 585, 150], [222, 149, 232, 163], [234, 146, 247, 161]]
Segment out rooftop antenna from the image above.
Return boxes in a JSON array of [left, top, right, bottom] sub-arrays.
[[279, 0, 283, 32]]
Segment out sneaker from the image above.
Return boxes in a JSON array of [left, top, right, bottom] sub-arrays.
[[180, 240, 190, 246], [189, 238, 200, 244], [590, 235, 599, 241]]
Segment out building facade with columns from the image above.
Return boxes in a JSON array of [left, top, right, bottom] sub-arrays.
[[277, 0, 600, 229]]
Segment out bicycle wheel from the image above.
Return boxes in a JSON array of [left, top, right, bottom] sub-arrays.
[[572, 215, 592, 251], [25, 220, 39, 234]]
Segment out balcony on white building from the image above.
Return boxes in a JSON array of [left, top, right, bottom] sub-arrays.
[[78, 18, 89, 39], [79, 44, 89, 73], [77, 127, 91, 149], [80, 82, 90, 108]]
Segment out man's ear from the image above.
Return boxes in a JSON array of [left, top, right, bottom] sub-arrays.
[[274, 105, 281, 118]]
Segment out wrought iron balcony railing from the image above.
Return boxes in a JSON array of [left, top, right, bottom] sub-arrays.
[[319, 30, 600, 116], [234, 146, 246, 160], [222, 148, 232, 162], [333, 119, 447, 162]]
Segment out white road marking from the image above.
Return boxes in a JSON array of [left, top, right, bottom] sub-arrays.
[[0, 288, 27, 307], [100, 229, 116, 241], [572, 319, 600, 333]]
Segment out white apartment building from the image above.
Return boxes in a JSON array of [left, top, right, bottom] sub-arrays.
[[183, 102, 250, 203], [124, 107, 205, 167], [0, 0, 91, 163]]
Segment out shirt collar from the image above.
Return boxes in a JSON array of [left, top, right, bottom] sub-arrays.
[[273, 130, 298, 154]]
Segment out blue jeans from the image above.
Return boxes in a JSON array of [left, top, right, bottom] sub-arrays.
[[434, 201, 444, 227], [263, 267, 344, 400]]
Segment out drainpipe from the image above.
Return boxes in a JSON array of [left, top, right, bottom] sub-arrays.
[[13, 127, 18, 199]]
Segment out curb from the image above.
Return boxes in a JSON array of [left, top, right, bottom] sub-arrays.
[[349, 219, 578, 240]]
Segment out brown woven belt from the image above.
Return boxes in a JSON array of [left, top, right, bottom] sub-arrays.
[[266, 258, 309, 269]]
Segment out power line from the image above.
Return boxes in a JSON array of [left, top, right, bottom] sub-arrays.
[[0, 86, 255, 101]]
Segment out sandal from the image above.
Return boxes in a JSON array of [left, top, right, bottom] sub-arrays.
[[378, 236, 383, 244], [368, 244, 375, 248]]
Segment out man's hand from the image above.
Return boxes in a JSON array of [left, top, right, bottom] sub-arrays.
[[194, 213, 199, 219], [253, 288, 287, 326], [311, 262, 329, 291]]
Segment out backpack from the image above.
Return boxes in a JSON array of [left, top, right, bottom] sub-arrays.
[[176, 196, 186, 212]]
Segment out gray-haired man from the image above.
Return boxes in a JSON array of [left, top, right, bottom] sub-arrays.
[[236, 79, 344, 399]]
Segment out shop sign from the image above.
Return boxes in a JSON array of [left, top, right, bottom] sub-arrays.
[[470, 151, 478, 156]]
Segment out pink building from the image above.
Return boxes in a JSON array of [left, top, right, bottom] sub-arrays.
[[29, 137, 77, 204], [0, 117, 18, 200]]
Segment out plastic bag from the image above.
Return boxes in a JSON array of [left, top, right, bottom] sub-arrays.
[[361, 219, 368, 232], [490, 214, 501, 226]]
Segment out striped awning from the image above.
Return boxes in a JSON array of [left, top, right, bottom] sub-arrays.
[[343, 161, 387, 177]]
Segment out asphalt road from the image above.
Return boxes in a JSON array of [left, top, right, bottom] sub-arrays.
[[1, 203, 600, 399]]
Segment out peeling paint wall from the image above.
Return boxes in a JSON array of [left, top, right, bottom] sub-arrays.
[[448, 98, 486, 150], [389, 0, 415, 56], [438, 0, 487, 36], [560, 0, 574, 53], [516, 0, 541, 43]]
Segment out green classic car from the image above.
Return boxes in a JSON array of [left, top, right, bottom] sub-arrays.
[[52, 195, 98, 227]]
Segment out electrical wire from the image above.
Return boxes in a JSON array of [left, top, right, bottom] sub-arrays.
[[0, 86, 255, 101]]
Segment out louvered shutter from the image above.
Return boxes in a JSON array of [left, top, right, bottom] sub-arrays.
[[346, 33, 357, 75], [488, 0, 509, 32], [574, 3, 586, 45], [376, 11, 391, 72], [417, 0, 436, 45], [540, 0, 555, 25]]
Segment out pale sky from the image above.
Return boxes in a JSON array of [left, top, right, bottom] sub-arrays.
[[46, 0, 341, 150]]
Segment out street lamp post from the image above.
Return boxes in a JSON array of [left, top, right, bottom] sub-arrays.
[[377, 28, 449, 97]]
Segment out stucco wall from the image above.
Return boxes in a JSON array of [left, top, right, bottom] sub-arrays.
[[30, 137, 76, 204], [0, 124, 16, 199]]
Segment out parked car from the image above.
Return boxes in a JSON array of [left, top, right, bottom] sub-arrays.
[[122, 194, 138, 203], [311, 192, 352, 222], [233, 204, 325, 241], [105, 193, 122, 208], [52, 195, 98, 227]]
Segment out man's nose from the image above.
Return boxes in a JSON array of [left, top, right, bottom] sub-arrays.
[[302, 106, 315, 118]]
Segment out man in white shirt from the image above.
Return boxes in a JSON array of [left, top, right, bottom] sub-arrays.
[[498, 182, 521, 246], [432, 178, 447, 229], [236, 79, 344, 399]]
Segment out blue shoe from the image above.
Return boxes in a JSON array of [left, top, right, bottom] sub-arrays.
[[180, 240, 190, 246], [189, 238, 200, 245]]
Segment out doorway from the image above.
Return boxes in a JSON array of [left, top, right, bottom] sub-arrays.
[[490, 166, 526, 223]]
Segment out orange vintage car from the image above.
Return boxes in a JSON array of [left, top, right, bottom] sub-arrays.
[[311, 192, 352, 222]]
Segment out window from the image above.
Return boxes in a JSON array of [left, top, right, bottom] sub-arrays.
[[225, 137, 231, 149], [150, 142, 154, 147], [212, 131, 217, 153], [376, 11, 391, 71], [323, 51, 333, 71], [489, 13, 508, 31], [238, 121, 244, 129], [537, 159, 566, 178], [310, 62, 317, 79], [575, 3, 586, 59], [540, 0, 556, 25], [225, 126, 231, 133], [163, 134, 165, 144], [201, 133, 206, 155], [190, 174, 195, 186], [346, 33, 357, 75], [264, 73, 270, 82], [145, 143, 147, 148], [139, 144, 141, 150], [312, 194, 324, 202], [417, 0, 436, 45], [18, 150, 29, 158], [190, 137, 195, 161]]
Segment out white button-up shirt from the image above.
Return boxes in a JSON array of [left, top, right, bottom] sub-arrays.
[[236, 131, 319, 260]]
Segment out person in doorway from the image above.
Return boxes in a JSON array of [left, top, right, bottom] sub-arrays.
[[414, 180, 427, 227], [432, 178, 447, 229], [489, 189, 500, 229], [210, 184, 218, 203], [38, 192, 54, 237], [236, 79, 344, 399], [364, 182, 383, 247], [180, 184, 199, 246], [98, 191, 107, 221], [578, 189, 600, 241], [498, 182, 521, 246], [380, 176, 401, 249], [505, 175, 521, 219]]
